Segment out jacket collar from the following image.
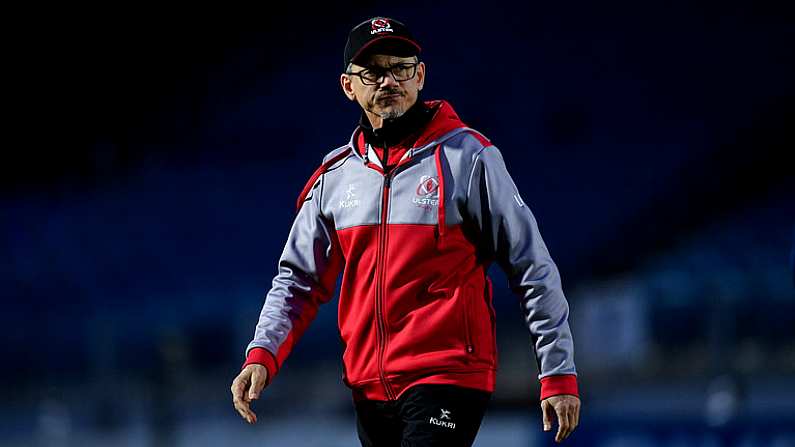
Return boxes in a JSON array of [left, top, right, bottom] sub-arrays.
[[350, 99, 469, 160], [358, 100, 433, 149]]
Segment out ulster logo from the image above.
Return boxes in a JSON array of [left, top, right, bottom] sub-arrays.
[[370, 18, 393, 35], [416, 176, 439, 196], [413, 175, 439, 209]]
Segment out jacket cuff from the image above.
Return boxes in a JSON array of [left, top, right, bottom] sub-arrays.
[[242, 347, 278, 386], [540, 374, 579, 400]]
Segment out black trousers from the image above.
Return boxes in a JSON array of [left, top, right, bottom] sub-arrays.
[[354, 384, 492, 447]]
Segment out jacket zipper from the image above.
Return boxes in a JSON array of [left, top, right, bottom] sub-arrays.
[[463, 286, 474, 354], [375, 170, 397, 400], [485, 276, 497, 354]]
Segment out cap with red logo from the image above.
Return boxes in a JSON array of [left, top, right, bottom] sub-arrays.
[[343, 17, 422, 70]]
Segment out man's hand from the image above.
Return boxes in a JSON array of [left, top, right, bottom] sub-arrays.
[[230, 364, 268, 424], [541, 394, 580, 443]]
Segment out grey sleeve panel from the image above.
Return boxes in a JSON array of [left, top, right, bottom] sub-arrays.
[[466, 146, 577, 379], [246, 174, 343, 364]]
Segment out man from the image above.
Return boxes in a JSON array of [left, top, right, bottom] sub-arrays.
[[231, 16, 581, 445]]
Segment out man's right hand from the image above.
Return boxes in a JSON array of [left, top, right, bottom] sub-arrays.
[[231, 364, 268, 424]]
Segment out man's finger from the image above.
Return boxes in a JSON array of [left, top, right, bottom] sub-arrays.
[[568, 404, 578, 431], [233, 399, 248, 419], [231, 371, 258, 424], [231, 377, 247, 400], [249, 368, 267, 400], [555, 405, 569, 443], [563, 405, 576, 440], [233, 396, 255, 423], [541, 400, 553, 432]]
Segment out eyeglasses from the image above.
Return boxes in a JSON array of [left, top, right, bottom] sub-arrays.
[[347, 62, 419, 85]]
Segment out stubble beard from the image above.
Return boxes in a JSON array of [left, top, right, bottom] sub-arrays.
[[368, 89, 409, 121], [377, 108, 405, 120], [363, 103, 406, 123], [368, 99, 407, 121]]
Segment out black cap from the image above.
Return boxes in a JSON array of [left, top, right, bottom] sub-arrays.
[[343, 17, 421, 70]]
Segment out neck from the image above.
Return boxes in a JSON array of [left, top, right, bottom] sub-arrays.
[[359, 100, 433, 148], [365, 110, 386, 129]]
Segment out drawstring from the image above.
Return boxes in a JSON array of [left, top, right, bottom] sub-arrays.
[[433, 144, 445, 243]]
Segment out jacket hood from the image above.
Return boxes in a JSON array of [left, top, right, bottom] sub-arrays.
[[412, 99, 468, 149], [347, 99, 470, 160]]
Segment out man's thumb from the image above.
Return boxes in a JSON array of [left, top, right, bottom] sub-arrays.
[[541, 400, 553, 431]]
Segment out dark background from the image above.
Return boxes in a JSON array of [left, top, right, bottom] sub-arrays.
[[3, 1, 793, 446]]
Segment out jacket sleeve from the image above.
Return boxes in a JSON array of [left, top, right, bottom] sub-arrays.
[[242, 174, 344, 386], [466, 145, 578, 399]]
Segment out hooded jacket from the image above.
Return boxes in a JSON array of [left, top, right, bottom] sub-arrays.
[[244, 100, 578, 401]]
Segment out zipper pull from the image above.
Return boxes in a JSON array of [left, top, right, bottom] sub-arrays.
[[384, 172, 393, 188]]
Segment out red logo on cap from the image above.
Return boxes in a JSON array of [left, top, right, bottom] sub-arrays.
[[371, 18, 393, 34]]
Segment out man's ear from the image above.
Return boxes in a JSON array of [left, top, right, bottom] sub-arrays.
[[340, 74, 356, 101], [416, 61, 426, 91]]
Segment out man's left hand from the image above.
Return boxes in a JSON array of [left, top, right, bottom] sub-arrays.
[[541, 394, 580, 443]]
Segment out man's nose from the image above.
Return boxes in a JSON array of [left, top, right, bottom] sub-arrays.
[[377, 71, 399, 88]]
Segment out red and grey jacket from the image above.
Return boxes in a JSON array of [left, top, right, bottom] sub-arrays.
[[244, 100, 578, 401]]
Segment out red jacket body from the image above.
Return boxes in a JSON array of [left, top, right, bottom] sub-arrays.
[[245, 100, 578, 401]]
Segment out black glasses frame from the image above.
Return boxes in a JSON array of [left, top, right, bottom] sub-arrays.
[[347, 62, 419, 85]]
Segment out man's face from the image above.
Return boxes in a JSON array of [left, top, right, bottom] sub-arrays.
[[340, 54, 426, 124]]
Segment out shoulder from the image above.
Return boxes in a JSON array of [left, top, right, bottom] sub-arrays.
[[295, 144, 355, 210], [440, 128, 496, 170], [442, 128, 494, 155], [322, 143, 356, 166]]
